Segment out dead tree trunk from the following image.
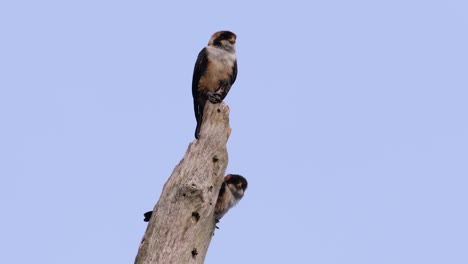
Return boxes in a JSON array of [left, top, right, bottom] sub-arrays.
[[135, 102, 231, 264]]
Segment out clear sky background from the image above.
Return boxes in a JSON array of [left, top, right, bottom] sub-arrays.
[[1, 1, 467, 263]]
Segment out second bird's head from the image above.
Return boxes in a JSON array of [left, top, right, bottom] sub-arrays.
[[224, 174, 248, 199]]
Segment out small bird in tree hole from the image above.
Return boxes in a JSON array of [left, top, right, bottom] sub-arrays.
[[143, 211, 152, 222], [214, 174, 248, 223], [143, 174, 248, 227], [192, 30, 238, 139]]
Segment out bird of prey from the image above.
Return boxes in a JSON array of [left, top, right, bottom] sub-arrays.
[[143, 174, 248, 225], [192, 31, 238, 139], [214, 174, 248, 222]]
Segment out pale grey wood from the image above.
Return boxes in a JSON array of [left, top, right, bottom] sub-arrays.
[[135, 101, 231, 264]]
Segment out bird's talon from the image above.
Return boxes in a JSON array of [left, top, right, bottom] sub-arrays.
[[208, 94, 222, 103]]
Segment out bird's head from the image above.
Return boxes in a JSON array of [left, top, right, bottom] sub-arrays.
[[224, 174, 248, 199], [208, 31, 236, 52]]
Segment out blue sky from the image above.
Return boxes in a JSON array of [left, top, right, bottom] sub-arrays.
[[1, 1, 467, 263]]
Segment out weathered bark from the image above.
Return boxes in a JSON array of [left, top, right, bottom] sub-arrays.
[[135, 102, 231, 264]]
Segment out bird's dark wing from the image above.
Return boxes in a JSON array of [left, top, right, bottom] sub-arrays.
[[192, 48, 208, 120], [218, 181, 226, 196], [231, 59, 238, 85], [192, 48, 209, 139]]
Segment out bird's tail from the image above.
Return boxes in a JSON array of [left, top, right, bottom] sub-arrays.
[[143, 211, 153, 222], [195, 122, 201, 139], [194, 99, 204, 139]]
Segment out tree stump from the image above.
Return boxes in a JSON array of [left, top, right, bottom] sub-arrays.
[[135, 101, 231, 264]]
